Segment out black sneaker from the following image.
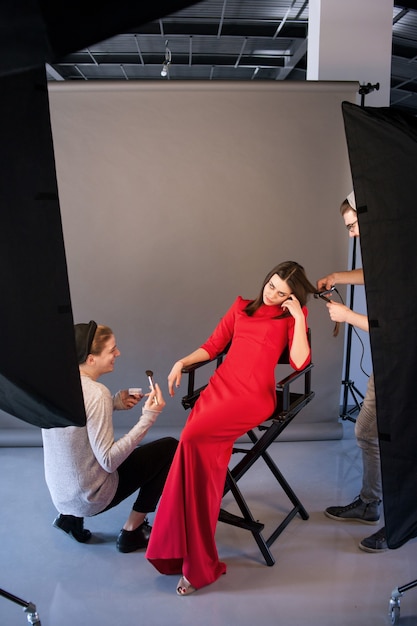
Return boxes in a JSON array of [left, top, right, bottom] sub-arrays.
[[359, 526, 388, 553], [324, 497, 380, 524], [53, 514, 92, 543], [116, 519, 152, 553]]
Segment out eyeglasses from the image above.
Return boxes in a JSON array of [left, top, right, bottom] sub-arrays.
[[346, 220, 358, 232]]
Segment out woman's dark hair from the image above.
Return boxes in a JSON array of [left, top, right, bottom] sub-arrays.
[[244, 261, 316, 318]]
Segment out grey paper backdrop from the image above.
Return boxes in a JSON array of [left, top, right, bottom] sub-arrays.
[[0, 80, 362, 444]]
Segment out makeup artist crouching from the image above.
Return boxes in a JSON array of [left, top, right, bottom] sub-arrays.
[[41, 321, 177, 553]]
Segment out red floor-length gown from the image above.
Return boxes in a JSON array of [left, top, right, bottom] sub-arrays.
[[146, 296, 309, 590]]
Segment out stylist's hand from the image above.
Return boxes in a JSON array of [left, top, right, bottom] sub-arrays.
[[167, 361, 184, 397], [316, 273, 336, 292], [326, 301, 350, 323], [144, 383, 166, 411], [120, 389, 143, 409]]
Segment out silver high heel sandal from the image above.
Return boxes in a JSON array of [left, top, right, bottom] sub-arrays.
[[176, 576, 197, 596]]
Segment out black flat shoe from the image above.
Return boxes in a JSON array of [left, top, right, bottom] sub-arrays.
[[116, 519, 152, 553], [53, 514, 92, 543]]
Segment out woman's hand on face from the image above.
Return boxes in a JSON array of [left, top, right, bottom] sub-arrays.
[[281, 295, 303, 320], [144, 382, 166, 410], [167, 361, 184, 397], [120, 389, 143, 409]]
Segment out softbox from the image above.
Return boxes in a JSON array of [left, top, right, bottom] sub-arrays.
[[342, 101, 417, 549]]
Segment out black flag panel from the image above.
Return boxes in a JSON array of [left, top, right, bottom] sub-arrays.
[[0, 0, 202, 429], [0, 65, 87, 428], [342, 101, 417, 549]]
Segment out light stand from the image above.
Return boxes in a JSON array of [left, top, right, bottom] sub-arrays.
[[0, 588, 41, 624], [339, 235, 365, 421], [340, 82, 379, 422]]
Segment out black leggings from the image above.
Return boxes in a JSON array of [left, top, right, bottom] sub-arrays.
[[101, 437, 177, 515]]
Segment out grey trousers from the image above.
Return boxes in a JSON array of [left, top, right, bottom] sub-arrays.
[[354, 372, 382, 503]]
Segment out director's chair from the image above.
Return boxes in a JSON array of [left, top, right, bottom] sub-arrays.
[[181, 330, 314, 566]]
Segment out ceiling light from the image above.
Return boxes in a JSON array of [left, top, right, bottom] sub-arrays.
[[161, 40, 171, 77]]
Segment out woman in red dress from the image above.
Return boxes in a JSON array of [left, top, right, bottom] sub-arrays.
[[146, 261, 316, 595]]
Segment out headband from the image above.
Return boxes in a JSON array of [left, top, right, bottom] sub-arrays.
[[74, 321, 97, 364]]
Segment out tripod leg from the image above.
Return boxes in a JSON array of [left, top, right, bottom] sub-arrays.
[[0, 588, 41, 625], [340, 380, 364, 421]]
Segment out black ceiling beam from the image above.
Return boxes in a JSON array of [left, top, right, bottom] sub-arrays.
[[57, 54, 287, 68], [128, 21, 308, 39], [391, 75, 417, 91], [395, 1, 417, 9], [392, 42, 417, 58]]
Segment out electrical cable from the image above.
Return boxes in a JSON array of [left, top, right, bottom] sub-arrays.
[[334, 287, 370, 378]]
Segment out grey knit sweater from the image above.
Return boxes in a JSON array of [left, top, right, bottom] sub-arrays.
[[41, 376, 161, 517]]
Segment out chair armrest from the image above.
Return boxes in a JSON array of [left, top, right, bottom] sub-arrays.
[[275, 362, 314, 391], [181, 349, 229, 410], [181, 344, 229, 375], [275, 362, 314, 415], [181, 358, 215, 375]]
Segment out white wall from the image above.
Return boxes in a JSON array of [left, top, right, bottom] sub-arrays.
[[0, 80, 359, 443]]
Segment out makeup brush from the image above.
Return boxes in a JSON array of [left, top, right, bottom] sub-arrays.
[[145, 369, 159, 404]]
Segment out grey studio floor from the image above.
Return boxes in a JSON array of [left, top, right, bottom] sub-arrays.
[[1, 420, 417, 626]]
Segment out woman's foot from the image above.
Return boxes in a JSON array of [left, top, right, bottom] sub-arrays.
[[176, 576, 197, 596], [116, 519, 152, 553], [53, 514, 92, 543]]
